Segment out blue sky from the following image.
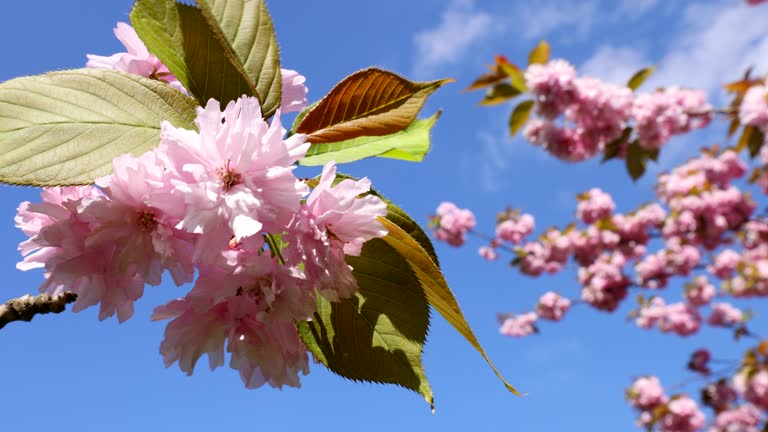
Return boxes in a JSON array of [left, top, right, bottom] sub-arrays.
[[1, 1, 767, 430]]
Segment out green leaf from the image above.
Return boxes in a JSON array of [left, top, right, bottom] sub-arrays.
[[527, 40, 550, 65], [298, 112, 440, 166], [0, 68, 197, 186], [625, 140, 647, 181], [602, 127, 632, 163], [131, 0, 259, 107], [295, 68, 449, 144], [479, 83, 522, 106], [627, 67, 655, 91], [195, 0, 282, 118], [738, 126, 765, 158], [380, 217, 520, 395], [297, 238, 433, 408], [508, 100, 534, 136], [499, 63, 528, 93]]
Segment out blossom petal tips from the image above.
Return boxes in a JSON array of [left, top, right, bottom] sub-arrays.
[[157, 96, 310, 246]]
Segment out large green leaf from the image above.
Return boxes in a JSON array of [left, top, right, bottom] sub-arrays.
[[0, 68, 197, 186], [380, 217, 520, 395], [295, 68, 450, 144], [131, 0, 259, 107], [195, 0, 282, 118], [298, 238, 433, 408], [298, 112, 440, 166]]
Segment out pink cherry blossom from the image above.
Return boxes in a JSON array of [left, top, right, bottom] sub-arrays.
[[478, 246, 498, 261], [525, 59, 578, 118], [734, 370, 768, 410], [627, 376, 668, 410], [576, 188, 615, 224], [16, 186, 145, 322], [659, 302, 702, 337], [535, 291, 571, 321], [86, 22, 182, 90], [159, 96, 309, 256], [280, 68, 309, 113], [685, 276, 716, 307], [712, 404, 761, 432], [739, 84, 768, 130], [636, 297, 667, 329], [431, 202, 476, 247], [659, 396, 706, 432], [579, 253, 630, 312], [496, 213, 535, 244], [499, 312, 538, 337], [284, 161, 387, 301], [707, 303, 744, 327], [709, 249, 741, 279], [523, 119, 602, 162], [632, 87, 711, 150], [85, 151, 196, 287], [153, 243, 314, 389]]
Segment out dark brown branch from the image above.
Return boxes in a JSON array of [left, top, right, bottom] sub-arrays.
[[0, 292, 77, 330]]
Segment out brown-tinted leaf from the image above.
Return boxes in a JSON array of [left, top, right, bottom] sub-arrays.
[[380, 218, 520, 395], [464, 68, 508, 92], [723, 79, 760, 94], [738, 126, 765, 158], [479, 83, 522, 106], [508, 100, 534, 135], [295, 68, 450, 144], [528, 40, 550, 65]]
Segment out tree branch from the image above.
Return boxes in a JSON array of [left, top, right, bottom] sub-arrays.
[[0, 292, 77, 330]]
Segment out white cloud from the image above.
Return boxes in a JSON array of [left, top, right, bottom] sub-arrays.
[[581, 45, 649, 85], [517, 1, 598, 41], [411, 0, 497, 76], [651, 1, 768, 99]]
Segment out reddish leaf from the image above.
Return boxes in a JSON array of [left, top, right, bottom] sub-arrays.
[[296, 68, 450, 144]]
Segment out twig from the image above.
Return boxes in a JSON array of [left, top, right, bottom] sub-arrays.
[[0, 292, 77, 330]]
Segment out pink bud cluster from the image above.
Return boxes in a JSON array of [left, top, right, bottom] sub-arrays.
[[522, 60, 711, 162], [430, 202, 476, 247], [627, 377, 707, 432], [16, 96, 388, 390], [632, 88, 711, 150], [498, 291, 570, 337], [734, 370, 768, 411], [657, 151, 753, 250]]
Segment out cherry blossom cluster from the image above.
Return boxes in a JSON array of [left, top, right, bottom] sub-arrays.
[[625, 344, 768, 432], [521, 59, 711, 162], [431, 148, 761, 339], [15, 23, 389, 390], [431, 148, 768, 427]]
